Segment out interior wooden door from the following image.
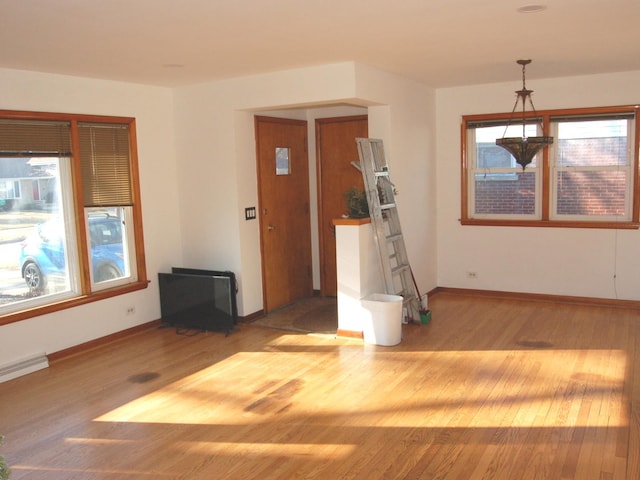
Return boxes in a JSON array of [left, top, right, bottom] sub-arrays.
[[255, 116, 313, 312], [316, 115, 368, 296]]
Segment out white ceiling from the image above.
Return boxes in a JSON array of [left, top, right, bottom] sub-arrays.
[[1, 0, 639, 89]]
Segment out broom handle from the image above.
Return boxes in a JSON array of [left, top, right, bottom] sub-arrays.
[[410, 267, 422, 304]]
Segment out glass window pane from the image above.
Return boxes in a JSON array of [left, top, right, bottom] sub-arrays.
[[86, 207, 129, 286], [474, 171, 536, 215], [557, 120, 628, 167], [477, 144, 514, 169], [475, 124, 540, 169], [0, 157, 73, 311], [275, 147, 290, 175], [556, 170, 627, 216]]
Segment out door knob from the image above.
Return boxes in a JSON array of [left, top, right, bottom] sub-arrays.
[[268, 224, 275, 231]]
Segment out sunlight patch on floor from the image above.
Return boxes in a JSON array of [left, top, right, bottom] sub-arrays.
[[94, 347, 628, 431], [172, 440, 356, 458]]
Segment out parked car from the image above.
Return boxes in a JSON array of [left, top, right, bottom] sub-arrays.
[[19, 214, 125, 291]]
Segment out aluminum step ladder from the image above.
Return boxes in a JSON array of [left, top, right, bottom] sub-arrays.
[[354, 138, 421, 323]]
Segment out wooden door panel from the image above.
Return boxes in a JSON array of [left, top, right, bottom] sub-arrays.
[[316, 115, 368, 296], [256, 116, 312, 312]]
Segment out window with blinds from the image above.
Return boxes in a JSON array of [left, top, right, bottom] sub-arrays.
[[461, 105, 639, 228], [0, 110, 146, 324]]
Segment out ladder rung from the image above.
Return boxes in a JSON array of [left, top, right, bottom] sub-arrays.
[[391, 264, 410, 275], [380, 202, 396, 210], [374, 170, 389, 177], [394, 293, 417, 303], [386, 233, 403, 242], [402, 294, 417, 304]]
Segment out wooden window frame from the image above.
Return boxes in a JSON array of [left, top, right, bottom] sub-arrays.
[[0, 110, 148, 326], [461, 105, 640, 229]]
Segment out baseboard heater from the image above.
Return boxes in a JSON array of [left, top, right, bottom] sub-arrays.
[[0, 352, 49, 383]]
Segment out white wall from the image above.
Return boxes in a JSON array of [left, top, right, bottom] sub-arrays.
[[0, 68, 181, 367], [0, 61, 436, 369], [174, 62, 436, 316], [436, 70, 640, 300], [355, 64, 437, 298], [173, 63, 360, 316]]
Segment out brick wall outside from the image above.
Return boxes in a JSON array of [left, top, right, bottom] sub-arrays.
[[474, 137, 627, 217], [475, 172, 536, 215], [556, 170, 626, 216]]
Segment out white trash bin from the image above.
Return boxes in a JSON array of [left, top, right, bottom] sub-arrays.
[[361, 293, 404, 346]]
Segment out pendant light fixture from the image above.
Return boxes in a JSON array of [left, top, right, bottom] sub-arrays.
[[496, 59, 553, 169]]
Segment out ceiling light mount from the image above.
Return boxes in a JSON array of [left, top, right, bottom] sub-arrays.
[[495, 59, 553, 169]]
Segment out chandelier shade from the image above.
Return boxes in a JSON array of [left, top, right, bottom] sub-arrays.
[[496, 135, 554, 169]]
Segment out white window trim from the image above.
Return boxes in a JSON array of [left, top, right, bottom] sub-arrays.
[[549, 118, 635, 222], [88, 206, 138, 292], [467, 127, 542, 221]]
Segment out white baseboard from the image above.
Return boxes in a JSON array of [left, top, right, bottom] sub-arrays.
[[0, 353, 49, 383]]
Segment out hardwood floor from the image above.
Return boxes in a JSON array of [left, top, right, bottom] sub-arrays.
[[0, 292, 638, 479]]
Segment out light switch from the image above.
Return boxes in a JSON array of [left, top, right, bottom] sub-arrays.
[[245, 207, 257, 220]]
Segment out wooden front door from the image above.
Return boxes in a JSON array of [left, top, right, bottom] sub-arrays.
[[316, 115, 368, 296], [255, 116, 313, 312]]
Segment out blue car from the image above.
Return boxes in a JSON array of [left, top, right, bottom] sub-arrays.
[[20, 214, 125, 291]]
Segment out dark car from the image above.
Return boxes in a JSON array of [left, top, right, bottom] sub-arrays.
[[19, 214, 125, 291]]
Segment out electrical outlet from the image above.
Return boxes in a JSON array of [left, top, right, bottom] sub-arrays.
[[467, 271, 478, 279], [126, 306, 136, 315]]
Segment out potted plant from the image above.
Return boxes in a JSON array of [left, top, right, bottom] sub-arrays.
[[343, 187, 369, 218]]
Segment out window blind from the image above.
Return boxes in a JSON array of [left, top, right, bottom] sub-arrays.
[[78, 122, 132, 207], [466, 118, 543, 129], [550, 112, 635, 123], [0, 119, 71, 157]]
